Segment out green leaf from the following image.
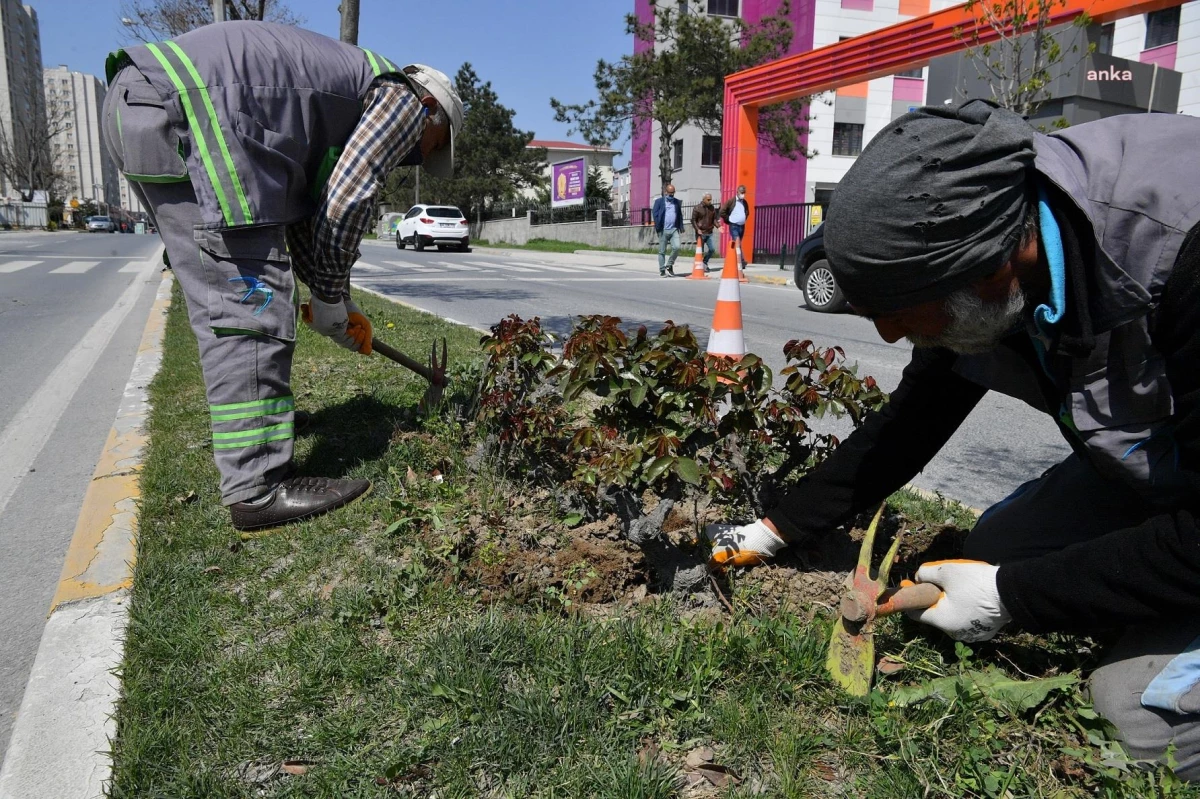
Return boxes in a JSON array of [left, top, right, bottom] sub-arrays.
[[890, 667, 1079, 713], [674, 457, 701, 485], [646, 455, 674, 483], [629, 382, 648, 407], [563, 512, 584, 527]]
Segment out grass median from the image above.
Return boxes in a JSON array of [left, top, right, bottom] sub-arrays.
[[109, 284, 1190, 798]]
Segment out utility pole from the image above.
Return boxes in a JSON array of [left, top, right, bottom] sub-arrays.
[[211, 0, 225, 23], [339, 0, 360, 45]]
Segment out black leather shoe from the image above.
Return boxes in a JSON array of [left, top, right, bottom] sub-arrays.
[[293, 409, 311, 434], [229, 476, 371, 531]]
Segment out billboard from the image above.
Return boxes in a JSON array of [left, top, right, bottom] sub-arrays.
[[550, 157, 586, 208]]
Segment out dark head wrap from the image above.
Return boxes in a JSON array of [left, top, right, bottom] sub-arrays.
[[824, 100, 1036, 313]]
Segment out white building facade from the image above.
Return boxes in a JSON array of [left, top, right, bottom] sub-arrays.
[[43, 66, 119, 211]]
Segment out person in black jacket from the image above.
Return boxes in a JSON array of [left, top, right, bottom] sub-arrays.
[[705, 100, 1200, 779]]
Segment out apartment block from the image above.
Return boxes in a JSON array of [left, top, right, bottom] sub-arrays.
[[0, 1, 45, 198], [631, 0, 1200, 214], [43, 66, 119, 210]]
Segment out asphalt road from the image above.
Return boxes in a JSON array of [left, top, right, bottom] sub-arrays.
[[354, 239, 1071, 511], [0, 230, 162, 759]]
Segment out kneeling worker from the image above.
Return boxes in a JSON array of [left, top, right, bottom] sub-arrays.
[[102, 22, 462, 530], [707, 101, 1200, 778]]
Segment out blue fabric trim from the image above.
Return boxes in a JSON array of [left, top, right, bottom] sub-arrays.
[[1143, 634, 1200, 716], [1033, 185, 1066, 336]]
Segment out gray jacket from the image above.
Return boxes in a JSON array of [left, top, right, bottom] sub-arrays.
[[106, 21, 404, 229], [954, 112, 1200, 504]]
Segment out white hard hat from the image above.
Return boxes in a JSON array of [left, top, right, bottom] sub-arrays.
[[402, 64, 463, 179]]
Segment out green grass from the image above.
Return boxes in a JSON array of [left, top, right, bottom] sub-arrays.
[[108, 285, 1193, 797], [474, 237, 657, 255]]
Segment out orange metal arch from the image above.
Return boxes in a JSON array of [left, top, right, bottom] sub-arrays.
[[721, 0, 1178, 270]]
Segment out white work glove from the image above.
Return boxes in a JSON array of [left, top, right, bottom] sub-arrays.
[[905, 560, 1012, 642], [705, 519, 787, 568], [301, 295, 373, 354]]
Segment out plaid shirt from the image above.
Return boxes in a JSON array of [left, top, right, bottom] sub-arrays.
[[287, 79, 424, 299]]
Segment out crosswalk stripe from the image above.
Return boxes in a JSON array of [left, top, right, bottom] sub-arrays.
[[0, 260, 41, 273], [516, 262, 588, 273], [118, 261, 146, 273], [353, 261, 389, 272], [465, 260, 539, 273], [430, 261, 481, 271], [385, 259, 440, 272], [50, 261, 101, 274]]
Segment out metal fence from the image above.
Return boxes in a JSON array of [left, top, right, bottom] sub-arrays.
[[750, 203, 826, 263], [0, 201, 47, 229], [530, 199, 617, 227], [627, 202, 825, 262]]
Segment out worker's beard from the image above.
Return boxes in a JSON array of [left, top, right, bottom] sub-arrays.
[[907, 284, 1028, 354]]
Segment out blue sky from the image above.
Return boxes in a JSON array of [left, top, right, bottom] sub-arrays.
[[34, 0, 633, 164]]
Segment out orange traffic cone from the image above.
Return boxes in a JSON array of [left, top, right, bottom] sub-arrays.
[[735, 240, 749, 284], [686, 236, 709, 280], [706, 251, 746, 359]]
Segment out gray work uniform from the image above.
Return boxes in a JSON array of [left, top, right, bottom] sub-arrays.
[[952, 113, 1200, 778], [101, 22, 404, 504]]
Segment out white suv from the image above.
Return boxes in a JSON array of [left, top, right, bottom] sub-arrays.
[[395, 204, 470, 252]]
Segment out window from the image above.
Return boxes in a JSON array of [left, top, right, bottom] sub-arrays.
[[896, 67, 923, 78], [707, 0, 738, 16], [1145, 6, 1180, 49], [701, 135, 721, 167], [672, 139, 683, 170], [1098, 23, 1115, 55], [832, 122, 864, 156]]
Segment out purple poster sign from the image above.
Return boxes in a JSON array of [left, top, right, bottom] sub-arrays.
[[550, 157, 586, 208]]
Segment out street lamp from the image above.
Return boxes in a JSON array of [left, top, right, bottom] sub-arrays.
[[92, 183, 107, 215]]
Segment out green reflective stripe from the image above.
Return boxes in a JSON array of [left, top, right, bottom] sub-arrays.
[[381, 56, 399, 73], [362, 48, 383, 76], [210, 397, 295, 422], [212, 422, 293, 442], [165, 41, 253, 225], [210, 395, 294, 413], [116, 102, 121, 140], [125, 173, 191, 184], [145, 42, 235, 225], [213, 430, 295, 450]]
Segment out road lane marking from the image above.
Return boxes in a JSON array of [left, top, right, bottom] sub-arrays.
[[0, 260, 41, 273], [118, 261, 146, 273], [49, 261, 101, 274], [0, 249, 161, 520]]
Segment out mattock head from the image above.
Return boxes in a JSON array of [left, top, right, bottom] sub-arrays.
[[418, 337, 449, 414]]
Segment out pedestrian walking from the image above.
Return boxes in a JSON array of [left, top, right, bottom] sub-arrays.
[[691, 193, 718, 273], [705, 99, 1200, 781], [652, 184, 684, 276], [102, 21, 462, 531], [720, 185, 751, 270]]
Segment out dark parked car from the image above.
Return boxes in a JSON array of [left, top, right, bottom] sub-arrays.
[[793, 223, 847, 313]]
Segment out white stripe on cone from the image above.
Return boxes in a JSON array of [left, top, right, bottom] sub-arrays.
[[716, 279, 742, 301], [707, 328, 745, 357]]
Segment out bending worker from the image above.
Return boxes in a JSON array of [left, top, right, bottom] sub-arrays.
[[102, 22, 462, 530], [707, 100, 1200, 778]]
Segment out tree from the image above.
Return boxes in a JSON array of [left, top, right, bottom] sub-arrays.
[[0, 99, 71, 202], [550, 0, 811, 196], [957, 0, 1093, 118], [119, 0, 303, 41], [382, 63, 545, 216]]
